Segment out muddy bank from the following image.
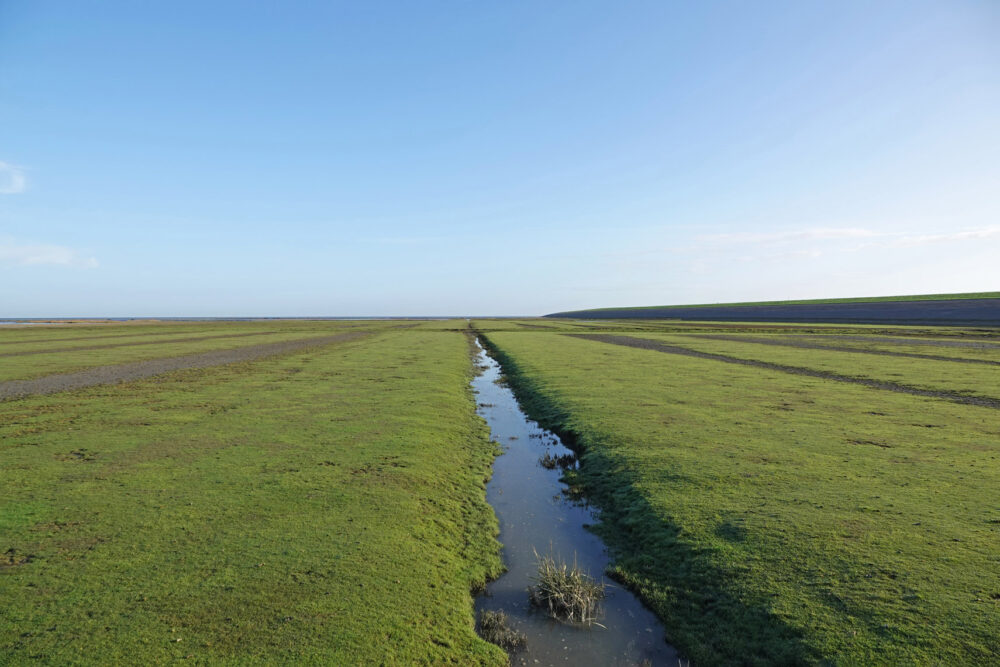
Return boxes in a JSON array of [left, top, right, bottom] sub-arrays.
[[0, 332, 366, 401]]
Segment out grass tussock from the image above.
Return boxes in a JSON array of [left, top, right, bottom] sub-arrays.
[[477, 610, 526, 653], [528, 551, 605, 623]]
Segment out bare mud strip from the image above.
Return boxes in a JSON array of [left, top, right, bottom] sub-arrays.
[[0, 331, 285, 358], [571, 334, 1000, 410], [685, 334, 1000, 367], [0, 327, 219, 346], [513, 322, 559, 330], [793, 334, 1000, 349], [472, 339, 678, 666], [0, 332, 365, 401]]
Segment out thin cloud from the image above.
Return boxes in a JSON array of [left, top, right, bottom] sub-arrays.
[[893, 226, 1000, 247], [739, 248, 825, 262], [0, 161, 27, 194], [0, 239, 99, 268], [699, 225, 1000, 251], [699, 227, 882, 244]]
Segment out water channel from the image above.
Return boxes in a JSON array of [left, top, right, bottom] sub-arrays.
[[472, 339, 678, 666]]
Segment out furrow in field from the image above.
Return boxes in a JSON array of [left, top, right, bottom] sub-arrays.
[[0, 330, 284, 357], [570, 334, 1000, 409], [797, 334, 1000, 349], [0, 327, 211, 346], [685, 334, 1000, 366], [0, 332, 366, 401]]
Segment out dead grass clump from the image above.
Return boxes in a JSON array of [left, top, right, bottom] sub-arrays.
[[477, 609, 526, 652], [528, 552, 605, 623]]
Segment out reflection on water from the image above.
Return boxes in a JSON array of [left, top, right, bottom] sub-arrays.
[[472, 339, 678, 666]]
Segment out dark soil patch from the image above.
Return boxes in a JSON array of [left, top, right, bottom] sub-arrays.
[[1, 548, 35, 568], [55, 448, 98, 462]]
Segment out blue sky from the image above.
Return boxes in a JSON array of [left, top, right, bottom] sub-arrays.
[[1, 1, 998, 316]]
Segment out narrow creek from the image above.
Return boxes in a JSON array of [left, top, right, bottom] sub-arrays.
[[472, 338, 678, 666]]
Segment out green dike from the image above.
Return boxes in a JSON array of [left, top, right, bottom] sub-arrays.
[[478, 329, 1000, 665], [0, 328, 505, 665], [554, 291, 1000, 315]]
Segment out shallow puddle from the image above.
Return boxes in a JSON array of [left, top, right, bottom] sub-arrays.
[[472, 339, 678, 666]]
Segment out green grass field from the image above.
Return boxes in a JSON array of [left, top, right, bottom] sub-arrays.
[[475, 322, 1000, 664], [0, 321, 373, 382], [3, 318, 999, 664], [1, 322, 505, 664], [628, 332, 1000, 400]]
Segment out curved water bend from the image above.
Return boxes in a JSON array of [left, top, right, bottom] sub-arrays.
[[472, 339, 678, 666]]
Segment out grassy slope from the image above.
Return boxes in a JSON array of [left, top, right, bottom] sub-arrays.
[[1, 327, 505, 665], [479, 328, 1000, 665], [550, 291, 1000, 315]]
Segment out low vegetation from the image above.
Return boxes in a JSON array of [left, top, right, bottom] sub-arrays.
[[477, 610, 526, 652], [5, 317, 999, 664], [1, 323, 507, 664]]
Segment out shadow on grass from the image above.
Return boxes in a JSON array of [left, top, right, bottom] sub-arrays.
[[476, 333, 822, 666]]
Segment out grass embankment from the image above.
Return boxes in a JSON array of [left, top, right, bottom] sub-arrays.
[[489, 318, 997, 339], [477, 326, 1000, 665], [1, 326, 506, 664], [552, 291, 1000, 315]]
